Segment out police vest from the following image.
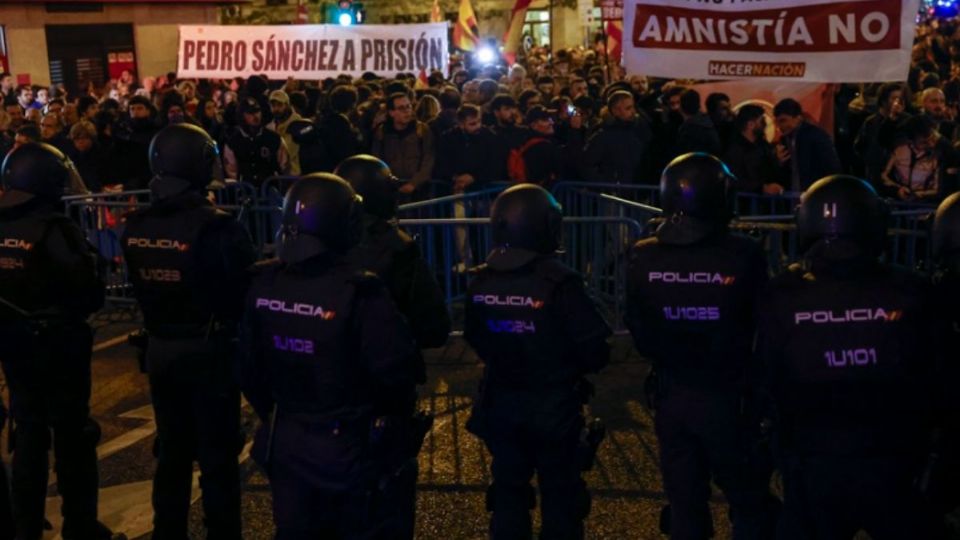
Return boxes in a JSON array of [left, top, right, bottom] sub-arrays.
[[626, 233, 765, 384], [248, 261, 372, 416], [122, 200, 230, 337], [0, 210, 69, 318], [766, 264, 934, 455], [466, 258, 581, 390], [227, 127, 281, 186]]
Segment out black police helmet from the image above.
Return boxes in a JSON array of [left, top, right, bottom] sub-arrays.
[[0, 142, 74, 207], [276, 173, 363, 264], [933, 191, 960, 262], [148, 124, 220, 192], [334, 154, 403, 220], [657, 152, 736, 244], [796, 175, 888, 260], [487, 183, 563, 270]]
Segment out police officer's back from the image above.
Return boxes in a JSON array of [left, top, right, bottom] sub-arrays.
[[0, 143, 109, 539], [757, 175, 938, 539], [337, 154, 451, 352], [465, 184, 611, 540], [625, 153, 775, 539], [240, 174, 419, 537], [121, 124, 255, 539]]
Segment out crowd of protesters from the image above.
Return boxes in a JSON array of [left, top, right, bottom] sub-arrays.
[[3, 16, 960, 205]]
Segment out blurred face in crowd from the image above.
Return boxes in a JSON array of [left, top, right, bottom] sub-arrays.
[[522, 78, 535, 91], [40, 114, 61, 140], [460, 113, 482, 135], [46, 101, 63, 115], [667, 93, 682, 113], [923, 89, 947, 119], [63, 104, 79, 126], [73, 134, 93, 153], [5, 104, 23, 127], [494, 105, 518, 126], [537, 81, 555, 97], [530, 116, 554, 136], [129, 102, 150, 120], [570, 80, 588, 99], [82, 104, 97, 121], [243, 110, 262, 128], [18, 87, 32, 108], [389, 96, 413, 128], [204, 100, 218, 120], [462, 81, 481, 104], [611, 96, 636, 122], [24, 108, 41, 125], [270, 100, 290, 120], [885, 90, 904, 113], [712, 99, 733, 122], [35, 88, 48, 105], [746, 115, 768, 141], [0, 75, 12, 94], [775, 113, 803, 136], [453, 71, 468, 87], [629, 76, 648, 95], [167, 105, 185, 124], [913, 130, 937, 153], [524, 94, 543, 111]]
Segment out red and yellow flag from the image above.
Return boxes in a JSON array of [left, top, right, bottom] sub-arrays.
[[502, 0, 532, 65], [453, 0, 480, 51], [606, 20, 623, 65], [430, 0, 443, 23], [294, 0, 308, 24]]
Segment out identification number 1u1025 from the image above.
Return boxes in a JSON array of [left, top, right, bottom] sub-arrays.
[[824, 348, 877, 368]]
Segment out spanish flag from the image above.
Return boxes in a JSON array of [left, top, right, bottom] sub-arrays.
[[502, 0, 532, 65], [453, 0, 480, 51]]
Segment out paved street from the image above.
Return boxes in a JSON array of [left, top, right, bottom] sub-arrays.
[[14, 310, 738, 540]]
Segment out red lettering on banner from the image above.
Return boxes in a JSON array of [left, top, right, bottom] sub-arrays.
[[632, 2, 901, 53], [708, 61, 806, 78], [182, 40, 196, 69]]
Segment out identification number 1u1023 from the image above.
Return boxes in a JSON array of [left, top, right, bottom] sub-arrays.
[[824, 348, 877, 368]]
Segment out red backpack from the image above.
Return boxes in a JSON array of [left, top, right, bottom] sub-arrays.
[[506, 137, 548, 183]]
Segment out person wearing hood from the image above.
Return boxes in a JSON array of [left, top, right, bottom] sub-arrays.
[[266, 90, 302, 175], [0, 143, 120, 539], [581, 91, 652, 183], [676, 89, 722, 158], [119, 94, 160, 189], [625, 153, 778, 539], [223, 97, 290, 186], [121, 124, 256, 540]]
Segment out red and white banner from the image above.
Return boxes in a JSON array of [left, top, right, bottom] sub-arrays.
[[624, 0, 920, 82], [178, 23, 449, 80]]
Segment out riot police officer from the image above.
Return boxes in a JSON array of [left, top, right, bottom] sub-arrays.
[[240, 173, 419, 537], [625, 153, 776, 539], [924, 192, 960, 521], [121, 124, 256, 539], [336, 154, 450, 538], [0, 143, 109, 539], [757, 175, 938, 539], [337, 154, 451, 352], [465, 184, 612, 539]]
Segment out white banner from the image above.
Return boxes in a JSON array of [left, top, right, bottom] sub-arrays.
[[623, 0, 920, 82], [178, 23, 449, 80]]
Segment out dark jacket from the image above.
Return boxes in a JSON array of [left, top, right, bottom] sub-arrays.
[[723, 133, 781, 193], [582, 117, 653, 183], [491, 123, 534, 182], [780, 121, 842, 191], [68, 143, 108, 193], [676, 113, 722, 158], [435, 126, 498, 189], [372, 120, 435, 187]]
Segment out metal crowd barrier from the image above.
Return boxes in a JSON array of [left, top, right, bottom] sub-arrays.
[[62, 183, 940, 329]]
